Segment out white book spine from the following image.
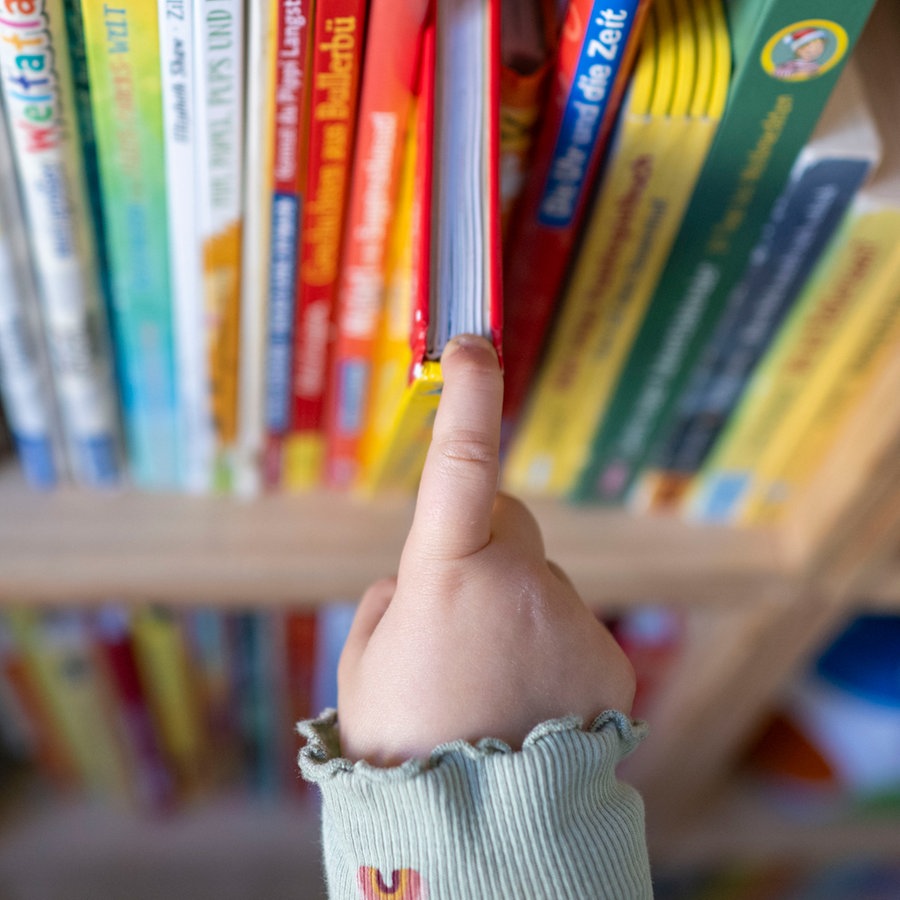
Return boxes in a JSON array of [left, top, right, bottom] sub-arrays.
[[158, 0, 214, 493], [235, 0, 276, 496], [193, 0, 246, 489], [0, 106, 63, 487], [0, 0, 122, 487]]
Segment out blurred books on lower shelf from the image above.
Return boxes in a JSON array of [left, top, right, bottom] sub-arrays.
[[0, 601, 357, 814]]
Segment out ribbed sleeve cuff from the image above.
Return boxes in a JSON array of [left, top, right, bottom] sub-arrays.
[[298, 710, 652, 899]]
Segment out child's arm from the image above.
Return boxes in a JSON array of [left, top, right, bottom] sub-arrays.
[[299, 335, 652, 899]]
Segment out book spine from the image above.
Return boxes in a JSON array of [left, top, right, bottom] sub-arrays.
[[157, 0, 212, 494], [10, 609, 132, 799], [234, 0, 278, 495], [574, 0, 877, 504], [323, 0, 431, 488], [739, 213, 900, 524], [687, 212, 897, 522], [0, 0, 122, 487], [283, 0, 365, 491], [666, 156, 875, 465], [93, 606, 177, 811], [499, 0, 649, 431], [504, 113, 720, 497], [61, 0, 110, 298], [193, 0, 245, 492], [358, 93, 422, 487], [311, 601, 356, 713], [263, 0, 315, 488], [641, 155, 873, 509], [283, 609, 316, 796], [0, 614, 75, 785], [79, 0, 180, 489], [0, 103, 63, 487], [233, 611, 282, 796], [0, 637, 37, 759], [498, 0, 557, 236], [131, 606, 206, 797]]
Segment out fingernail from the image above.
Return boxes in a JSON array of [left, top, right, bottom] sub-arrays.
[[444, 334, 496, 358]]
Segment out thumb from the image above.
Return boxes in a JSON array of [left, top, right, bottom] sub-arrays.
[[340, 577, 396, 670], [407, 335, 503, 561]]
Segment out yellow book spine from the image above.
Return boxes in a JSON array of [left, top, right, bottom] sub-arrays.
[[705, 0, 731, 121], [282, 431, 326, 491], [504, 115, 717, 497], [669, 0, 698, 118], [742, 214, 900, 524], [688, 212, 900, 521], [363, 361, 443, 494], [8, 610, 131, 800], [358, 102, 420, 483], [132, 607, 206, 794]]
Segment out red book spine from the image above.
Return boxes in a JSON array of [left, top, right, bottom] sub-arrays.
[[93, 611, 177, 811], [289, 2, 367, 444], [263, 0, 316, 487], [323, 0, 432, 487], [408, 20, 435, 371], [283, 610, 317, 796], [500, 0, 650, 431]]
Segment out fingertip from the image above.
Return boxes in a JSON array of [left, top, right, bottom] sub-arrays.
[[441, 334, 500, 380]]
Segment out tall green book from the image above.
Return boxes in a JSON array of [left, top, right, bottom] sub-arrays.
[[573, 0, 878, 503], [78, 0, 179, 489]]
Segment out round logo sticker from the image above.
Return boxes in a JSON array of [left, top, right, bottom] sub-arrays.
[[761, 20, 848, 82]]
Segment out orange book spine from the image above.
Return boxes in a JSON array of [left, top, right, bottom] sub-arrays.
[[323, 0, 432, 488]]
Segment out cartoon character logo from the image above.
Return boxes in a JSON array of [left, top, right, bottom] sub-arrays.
[[761, 20, 848, 82]]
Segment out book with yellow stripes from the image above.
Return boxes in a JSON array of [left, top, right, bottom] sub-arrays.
[[503, 0, 729, 498]]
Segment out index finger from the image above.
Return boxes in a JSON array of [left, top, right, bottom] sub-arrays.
[[406, 334, 503, 561]]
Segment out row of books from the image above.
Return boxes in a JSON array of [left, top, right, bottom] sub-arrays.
[[0, 603, 357, 811], [0, 0, 897, 524], [0, 600, 680, 813], [0, 0, 504, 497], [504, 0, 900, 528]]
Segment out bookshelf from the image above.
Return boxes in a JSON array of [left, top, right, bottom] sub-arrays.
[[2, 0, 900, 891], [1, 334, 899, 869]]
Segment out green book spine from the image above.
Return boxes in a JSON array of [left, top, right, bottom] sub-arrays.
[[78, 0, 179, 488], [573, 0, 877, 503]]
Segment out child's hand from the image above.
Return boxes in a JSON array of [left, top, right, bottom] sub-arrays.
[[338, 335, 636, 765]]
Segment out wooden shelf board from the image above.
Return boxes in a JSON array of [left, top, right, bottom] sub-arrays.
[[0, 793, 326, 900], [0, 466, 790, 606]]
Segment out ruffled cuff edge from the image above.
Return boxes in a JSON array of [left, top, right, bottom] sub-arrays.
[[296, 709, 647, 784]]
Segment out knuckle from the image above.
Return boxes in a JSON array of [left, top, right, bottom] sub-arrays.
[[436, 431, 498, 468]]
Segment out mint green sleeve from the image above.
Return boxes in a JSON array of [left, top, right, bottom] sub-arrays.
[[297, 710, 652, 899]]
